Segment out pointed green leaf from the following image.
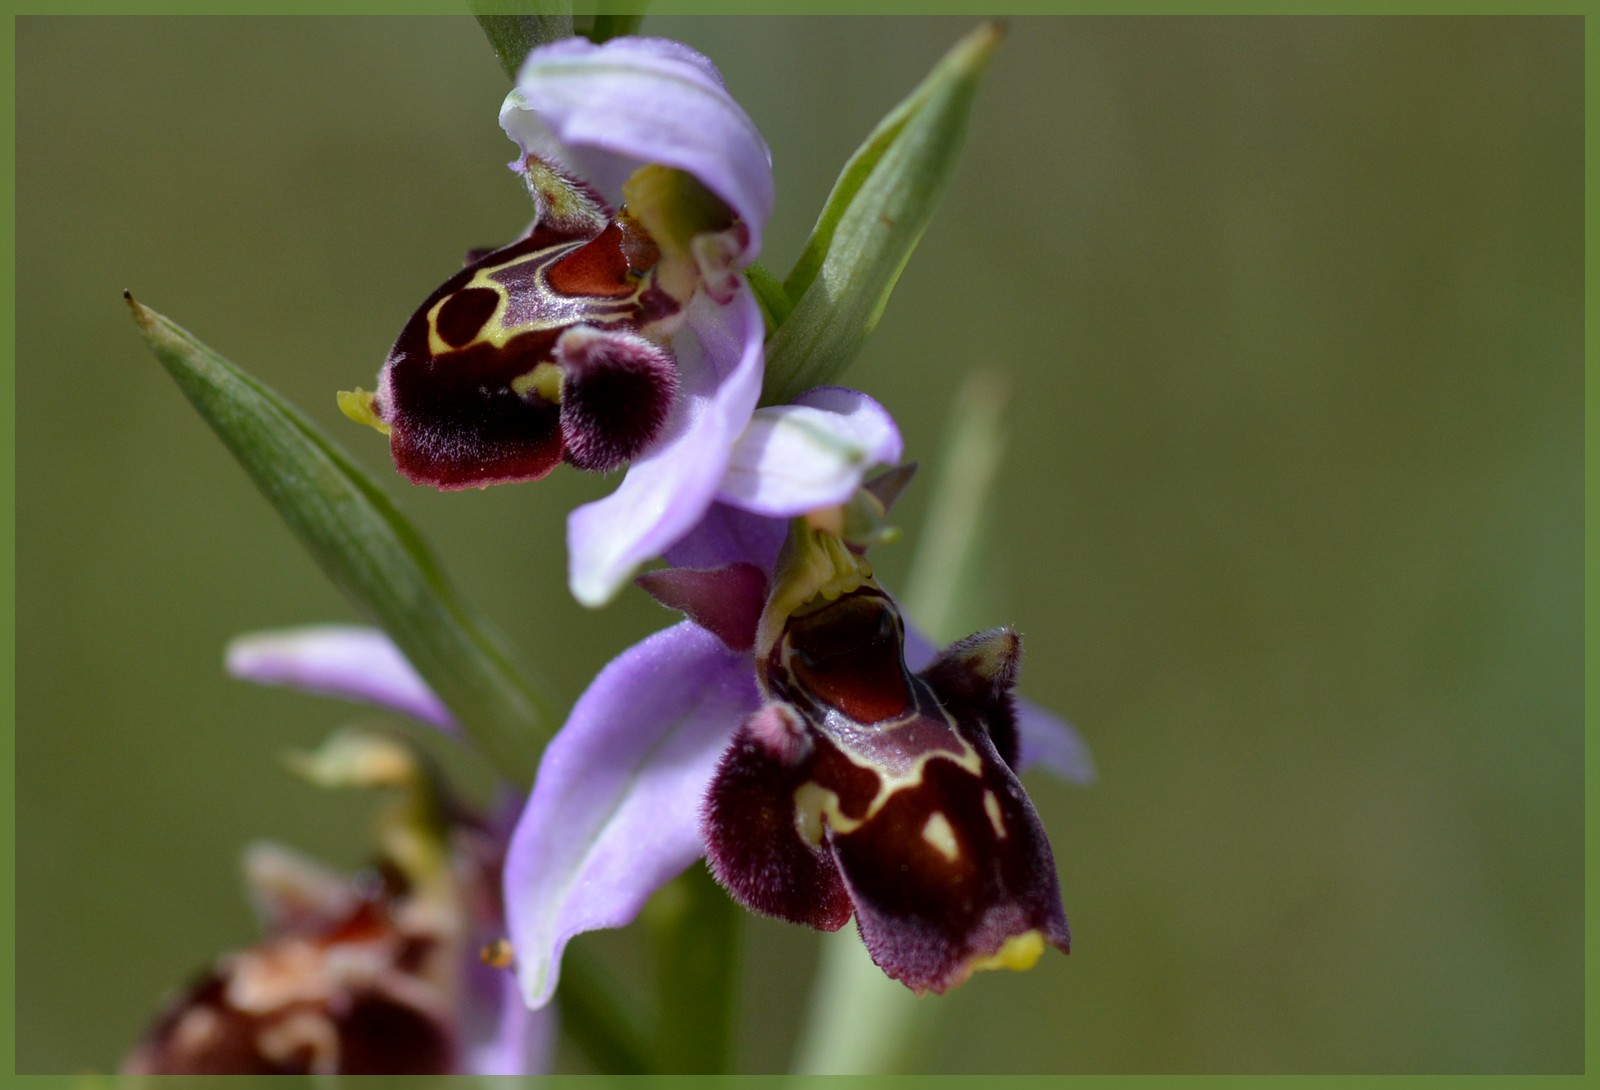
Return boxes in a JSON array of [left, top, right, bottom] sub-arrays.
[[127, 294, 551, 791], [472, 1, 575, 81], [762, 22, 1004, 406]]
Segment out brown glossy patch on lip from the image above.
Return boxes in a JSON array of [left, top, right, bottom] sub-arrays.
[[545, 221, 638, 298], [782, 590, 914, 724]]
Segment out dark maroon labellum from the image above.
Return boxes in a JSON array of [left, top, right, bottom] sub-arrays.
[[703, 581, 1071, 994], [373, 165, 683, 490]]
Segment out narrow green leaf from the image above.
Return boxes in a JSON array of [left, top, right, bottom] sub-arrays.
[[126, 294, 551, 791], [471, 1, 575, 81], [762, 22, 1004, 406]]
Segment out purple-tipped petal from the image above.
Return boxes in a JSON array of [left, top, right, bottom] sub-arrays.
[[503, 622, 759, 1008], [224, 625, 456, 733], [1016, 696, 1096, 785], [717, 387, 904, 517], [904, 624, 1092, 782], [663, 500, 788, 573], [567, 286, 765, 607], [501, 36, 773, 259]]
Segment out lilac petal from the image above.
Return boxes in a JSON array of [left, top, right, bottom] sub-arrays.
[[224, 625, 456, 732], [1015, 696, 1096, 785], [663, 500, 788, 573], [462, 960, 556, 1075], [717, 387, 904, 517], [903, 624, 1092, 783], [568, 286, 765, 607], [503, 621, 760, 1008], [501, 36, 773, 259]]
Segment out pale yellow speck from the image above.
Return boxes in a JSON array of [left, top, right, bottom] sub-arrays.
[[510, 362, 564, 404], [983, 790, 1007, 839], [921, 812, 960, 861], [794, 781, 863, 845]]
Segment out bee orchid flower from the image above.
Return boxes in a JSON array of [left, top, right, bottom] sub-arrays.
[[342, 35, 777, 608]]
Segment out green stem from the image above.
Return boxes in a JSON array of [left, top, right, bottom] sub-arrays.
[[557, 946, 654, 1073], [647, 868, 742, 1072]]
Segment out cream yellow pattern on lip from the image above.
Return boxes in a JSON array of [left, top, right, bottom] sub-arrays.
[[794, 781, 858, 844], [921, 812, 960, 861], [983, 789, 1007, 839], [786, 677, 986, 842], [423, 238, 645, 357]]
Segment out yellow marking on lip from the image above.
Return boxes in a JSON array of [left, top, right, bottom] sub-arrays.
[[794, 781, 862, 845], [511, 361, 564, 404], [983, 790, 1007, 839], [425, 238, 614, 356], [967, 930, 1046, 976], [921, 812, 960, 861]]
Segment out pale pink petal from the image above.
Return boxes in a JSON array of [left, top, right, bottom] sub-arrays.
[[717, 387, 904, 516], [501, 35, 773, 258], [503, 622, 759, 1008], [224, 625, 455, 732]]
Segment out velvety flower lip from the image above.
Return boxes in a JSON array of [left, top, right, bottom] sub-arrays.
[[501, 35, 774, 261], [227, 564, 1087, 1009], [698, 531, 1071, 993]]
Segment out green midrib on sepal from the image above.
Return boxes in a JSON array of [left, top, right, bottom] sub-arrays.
[[127, 294, 550, 791], [762, 22, 1003, 407]]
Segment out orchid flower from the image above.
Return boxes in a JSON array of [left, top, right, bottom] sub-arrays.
[[122, 730, 551, 1076], [341, 35, 777, 607], [223, 379, 1092, 1009]]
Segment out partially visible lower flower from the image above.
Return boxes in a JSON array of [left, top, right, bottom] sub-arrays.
[[122, 732, 549, 1076]]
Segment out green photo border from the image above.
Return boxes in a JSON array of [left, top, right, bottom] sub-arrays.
[[2, 1, 1590, 1084]]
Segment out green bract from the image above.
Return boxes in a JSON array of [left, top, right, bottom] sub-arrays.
[[127, 295, 551, 790], [762, 22, 1003, 406]]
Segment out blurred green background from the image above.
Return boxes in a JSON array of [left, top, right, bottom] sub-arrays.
[[15, 15, 1582, 1074]]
